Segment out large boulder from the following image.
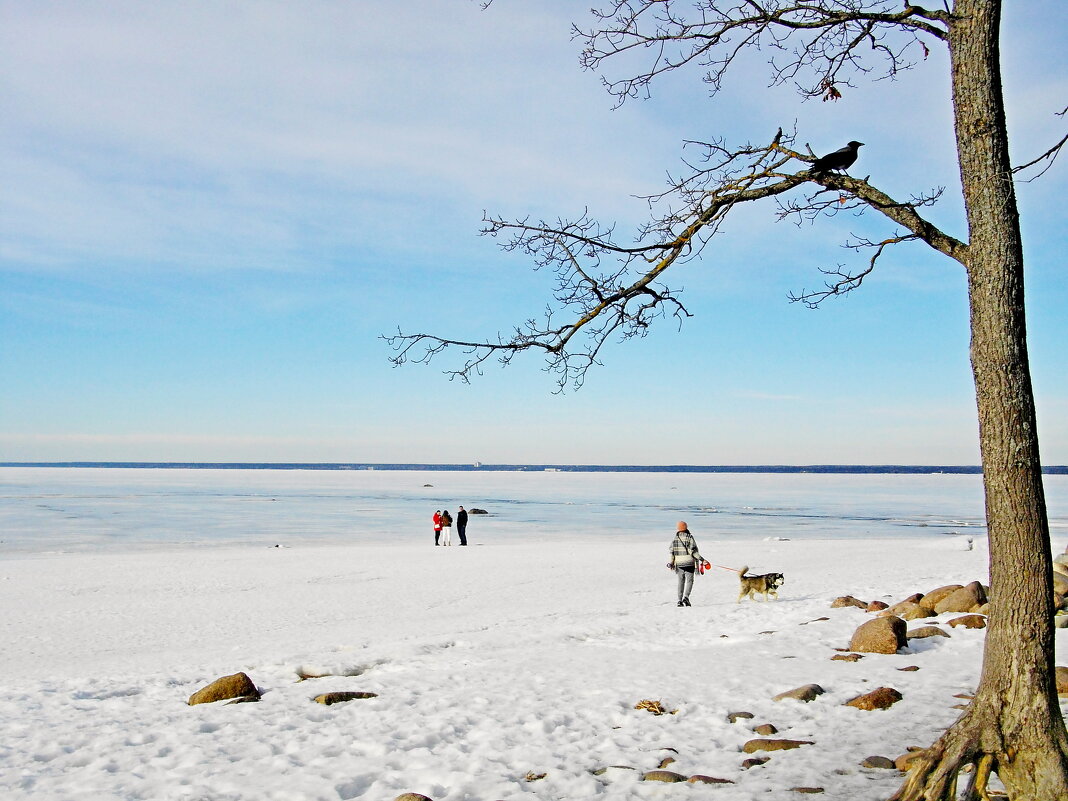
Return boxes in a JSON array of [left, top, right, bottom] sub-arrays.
[[881, 601, 936, 621], [919, 584, 962, 609], [188, 672, 260, 705], [850, 616, 907, 654], [934, 581, 987, 614]]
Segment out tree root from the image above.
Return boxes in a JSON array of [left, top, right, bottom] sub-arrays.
[[891, 727, 1068, 801], [890, 739, 990, 801]]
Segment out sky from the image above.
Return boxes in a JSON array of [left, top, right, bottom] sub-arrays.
[[2, 1, 1066, 466]]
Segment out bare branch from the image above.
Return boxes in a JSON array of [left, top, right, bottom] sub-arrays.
[[384, 130, 966, 389], [574, 1, 948, 104], [1013, 131, 1068, 182], [788, 233, 919, 307]]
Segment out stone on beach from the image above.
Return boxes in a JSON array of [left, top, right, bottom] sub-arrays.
[[947, 614, 987, 629], [844, 686, 903, 710], [850, 616, 907, 654], [830, 595, 867, 609], [933, 581, 987, 614], [187, 672, 260, 705], [919, 584, 962, 608], [313, 691, 378, 705], [772, 684, 825, 702], [907, 625, 950, 640], [743, 738, 815, 753], [641, 770, 687, 782], [880, 600, 936, 620]]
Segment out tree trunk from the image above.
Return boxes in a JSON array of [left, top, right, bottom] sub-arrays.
[[893, 1, 1068, 798]]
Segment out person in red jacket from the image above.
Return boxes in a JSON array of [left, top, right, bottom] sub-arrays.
[[433, 510, 442, 546]]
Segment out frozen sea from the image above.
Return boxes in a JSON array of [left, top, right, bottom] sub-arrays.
[[3, 466, 1066, 554], [4, 466, 1068, 800]]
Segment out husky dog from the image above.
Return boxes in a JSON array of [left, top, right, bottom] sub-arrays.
[[737, 565, 785, 602]]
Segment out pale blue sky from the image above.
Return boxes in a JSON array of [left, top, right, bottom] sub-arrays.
[[2, 1, 1065, 465]]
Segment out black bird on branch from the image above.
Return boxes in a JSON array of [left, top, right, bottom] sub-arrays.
[[810, 140, 864, 175]]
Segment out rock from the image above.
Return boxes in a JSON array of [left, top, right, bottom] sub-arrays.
[[844, 687, 903, 711], [743, 739, 815, 753], [850, 616, 907, 654], [895, 748, 927, 772], [831, 595, 868, 609], [657, 757, 676, 768], [934, 581, 987, 614], [907, 626, 950, 640], [727, 711, 755, 723], [188, 672, 260, 705], [1055, 572, 1068, 595], [524, 772, 547, 782], [1054, 553, 1068, 576], [1056, 615, 1068, 630], [753, 723, 778, 735], [1056, 666, 1068, 695], [687, 775, 734, 784], [881, 601, 936, 620], [313, 691, 378, 705], [861, 756, 897, 769], [742, 756, 770, 769], [395, 795, 434, 801], [772, 684, 825, 703], [832, 653, 864, 662], [920, 584, 963, 609], [590, 765, 636, 776], [469, 508, 489, 515], [867, 601, 889, 612], [641, 770, 687, 782], [226, 695, 261, 705], [948, 615, 987, 629], [792, 788, 825, 794], [897, 665, 921, 672]]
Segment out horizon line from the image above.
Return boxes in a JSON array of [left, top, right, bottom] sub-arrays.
[[3, 461, 1067, 475]]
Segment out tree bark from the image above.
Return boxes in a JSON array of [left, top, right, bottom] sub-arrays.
[[895, 1, 1068, 797]]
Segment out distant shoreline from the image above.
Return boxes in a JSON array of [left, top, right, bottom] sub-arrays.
[[3, 462, 1067, 474]]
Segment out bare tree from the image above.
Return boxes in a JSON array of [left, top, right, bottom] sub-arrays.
[[387, 4, 1066, 797]]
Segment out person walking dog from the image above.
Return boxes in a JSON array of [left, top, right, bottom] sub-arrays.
[[668, 521, 704, 607]]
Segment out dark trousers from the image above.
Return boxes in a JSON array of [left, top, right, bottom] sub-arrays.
[[457, 523, 467, 546], [435, 529, 441, 545]]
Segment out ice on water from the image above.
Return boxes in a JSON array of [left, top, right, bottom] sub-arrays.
[[4, 466, 1062, 554]]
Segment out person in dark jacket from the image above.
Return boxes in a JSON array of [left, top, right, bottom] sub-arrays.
[[456, 506, 469, 546], [668, 521, 704, 607]]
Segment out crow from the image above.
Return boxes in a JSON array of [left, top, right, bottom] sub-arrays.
[[810, 141, 864, 175]]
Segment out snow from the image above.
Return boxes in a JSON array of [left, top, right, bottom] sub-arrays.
[[1, 468, 1065, 800]]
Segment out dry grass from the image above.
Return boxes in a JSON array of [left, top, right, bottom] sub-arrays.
[[634, 699, 677, 716]]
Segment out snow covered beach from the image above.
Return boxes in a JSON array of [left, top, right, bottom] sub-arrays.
[[2, 468, 1067, 800]]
